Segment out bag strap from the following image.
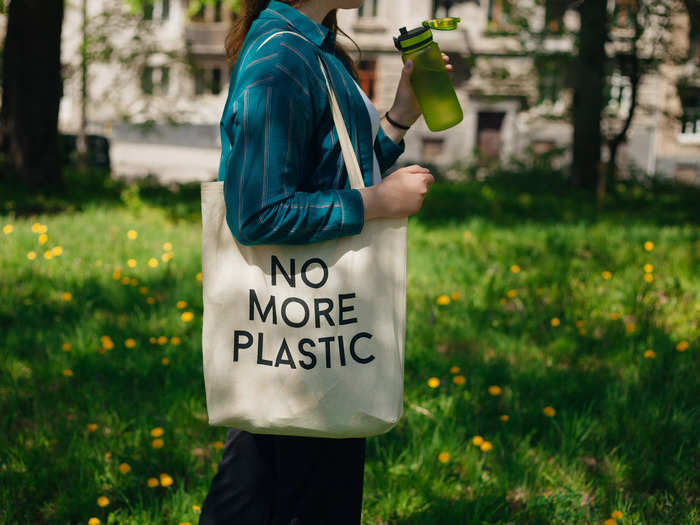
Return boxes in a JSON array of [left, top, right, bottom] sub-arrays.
[[256, 31, 365, 190]]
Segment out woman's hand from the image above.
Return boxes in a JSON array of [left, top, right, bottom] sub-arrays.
[[358, 164, 435, 220], [388, 53, 453, 127]]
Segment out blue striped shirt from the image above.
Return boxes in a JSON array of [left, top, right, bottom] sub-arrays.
[[217, 0, 406, 245]]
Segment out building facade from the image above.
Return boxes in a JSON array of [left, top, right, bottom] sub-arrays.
[[54, 0, 700, 184]]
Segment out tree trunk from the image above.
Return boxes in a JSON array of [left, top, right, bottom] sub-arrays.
[[77, 0, 88, 172], [0, 0, 65, 189], [572, 0, 607, 191]]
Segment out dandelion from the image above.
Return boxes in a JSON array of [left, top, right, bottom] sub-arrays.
[[127, 258, 137, 268], [578, 327, 587, 335], [611, 312, 620, 321], [127, 229, 138, 239], [604, 520, 617, 525], [62, 369, 73, 377], [427, 377, 440, 388], [161, 357, 170, 365], [644, 349, 656, 359], [438, 451, 450, 463], [176, 300, 188, 309], [38, 233, 48, 244], [453, 375, 466, 385], [27, 251, 37, 260], [162, 252, 174, 262], [510, 264, 520, 274], [488, 385, 502, 396], [150, 427, 164, 437], [625, 322, 636, 334], [31, 222, 42, 233], [62, 342, 71, 352], [61, 292, 72, 301], [611, 510, 624, 519], [147, 477, 159, 488], [87, 423, 98, 432], [139, 286, 148, 294], [644, 264, 653, 273], [506, 289, 517, 299], [170, 336, 181, 345], [213, 441, 225, 451], [97, 496, 109, 507], [3, 224, 12, 234], [149, 337, 157, 344], [451, 291, 461, 301], [52, 246, 62, 256], [500, 414, 509, 421], [152, 438, 164, 449], [159, 473, 174, 487], [88, 518, 100, 525], [112, 269, 122, 280], [602, 270, 612, 280], [193, 505, 201, 513], [676, 340, 689, 352], [472, 436, 484, 446], [550, 317, 560, 327], [121, 276, 130, 285], [196, 272, 203, 282], [500, 298, 507, 305], [480, 441, 493, 452], [118, 463, 131, 474], [644, 273, 654, 283], [449, 365, 460, 374], [146, 297, 156, 304], [105, 451, 111, 459], [181, 312, 194, 322], [101, 336, 114, 350], [163, 242, 173, 251], [543, 406, 556, 417], [179, 523, 192, 525], [148, 258, 158, 268], [436, 295, 450, 305], [644, 241, 654, 251], [575, 320, 584, 328], [125, 338, 136, 348], [157, 336, 168, 345], [44, 250, 53, 259]]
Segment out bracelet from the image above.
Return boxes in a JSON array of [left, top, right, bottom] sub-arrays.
[[384, 111, 411, 130]]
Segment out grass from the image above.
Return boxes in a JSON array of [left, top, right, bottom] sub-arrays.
[[0, 167, 698, 524]]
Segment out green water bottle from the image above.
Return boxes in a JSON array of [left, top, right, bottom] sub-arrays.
[[393, 17, 463, 132]]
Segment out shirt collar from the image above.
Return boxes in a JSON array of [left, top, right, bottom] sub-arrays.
[[261, 0, 336, 51]]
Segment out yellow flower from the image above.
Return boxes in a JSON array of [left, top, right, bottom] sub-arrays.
[[139, 286, 148, 294], [625, 322, 636, 333], [604, 520, 617, 525], [644, 349, 656, 359], [125, 338, 136, 348], [472, 435, 484, 446], [161, 357, 170, 365], [510, 264, 521, 274], [162, 252, 174, 262], [62, 342, 72, 351], [644, 241, 654, 251], [95, 259, 102, 267], [438, 451, 450, 463], [449, 365, 460, 374], [176, 300, 188, 309], [196, 272, 203, 282], [62, 369, 73, 377], [427, 377, 440, 388], [163, 242, 173, 251], [97, 496, 109, 507], [148, 258, 158, 268], [159, 473, 174, 487], [181, 311, 194, 322], [152, 438, 164, 449], [644, 263, 653, 273], [676, 340, 689, 352], [105, 451, 111, 459], [44, 250, 53, 259], [644, 273, 654, 283], [602, 270, 612, 280], [52, 246, 62, 256], [170, 336, 181, 345], [87, 423, 98, 432], [550, 317, 560, 327], [193, 505, 201, 513], [150, 427, 164, 437], [146, 297, 156, 304], [543, 406, 556, 417], [157, 336, 168, 345], [101, 336, 114, 350], [480, 441, 493, 452], [88, 518, 100, 525], [38, 233, 48, 244], [611, 312, 620, 321], [127, 258, 137, 268], [149, 337, 157, 344], [213, 441, 225, 450], [61, 292, 72, 301], [500, 298, 507, 305], [3, 224, 12, 234], [488, 385, 502, 396], [451, 291, 461, 301], [500, 414, 509, 421], [31, 222, 42, 233], [147, 477, 159, 488], [436, 295, 450, 305], [453, 375, 466, 385], [112, 269, 122, 280], [27, 251, 37, 260], [121, 276, 130, 285], [119, 463, 131, 474], [127, 229, 138, 239], [611, 510, 624, 519], [578, 327, 587, 335], [179, 523, 192, 525], [506, 289, 517, 299], [575, 320, 584, 328]]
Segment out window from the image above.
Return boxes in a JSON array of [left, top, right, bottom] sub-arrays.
[[162, 0, 169, 20], [195, 66, 224, 96], [214, 0, 223, 22], [536, 57, 568, 103], [544, 0, 566, 33], [476, 111, 505, 160], [143, 0, 154, 20], [607, 71, 631, 116], [141, 66, 154, 95], [191, 3, 206, 22], [190, 0, 227, 22], [357, 60, 377, 102], [141, 66, 170, 96], [681, 93, 700, 136], [358, 0, 378, 18], [613, 0, 636, 28], [422, 138, 445, 161], [142, 0, 169, 21]]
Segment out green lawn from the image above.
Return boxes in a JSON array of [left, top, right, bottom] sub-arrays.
[[1, 169, 698, 524]]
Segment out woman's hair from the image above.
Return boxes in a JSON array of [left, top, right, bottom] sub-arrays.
[[224, 0, 360, 80]]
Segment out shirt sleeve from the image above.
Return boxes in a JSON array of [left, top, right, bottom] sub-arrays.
[[222, 83, 365, 246], [374, 123, 406, 175]]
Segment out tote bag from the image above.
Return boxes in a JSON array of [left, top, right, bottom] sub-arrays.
[[200, 30, 407, 438]]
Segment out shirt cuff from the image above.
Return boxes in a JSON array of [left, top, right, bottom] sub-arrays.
[[338, 188, 365, 236], [375, 125, 406, 172]]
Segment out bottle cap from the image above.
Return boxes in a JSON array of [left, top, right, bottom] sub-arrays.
[[422, 17, 461, 30], [393, 25, 433, 52]]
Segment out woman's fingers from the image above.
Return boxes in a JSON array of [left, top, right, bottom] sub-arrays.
[[442, 53, 453, 71]]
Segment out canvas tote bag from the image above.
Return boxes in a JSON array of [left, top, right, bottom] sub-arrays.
[[200, 30, 407, 438]]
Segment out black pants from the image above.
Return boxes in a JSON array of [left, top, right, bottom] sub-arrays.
[[199, 427, 366, 525]]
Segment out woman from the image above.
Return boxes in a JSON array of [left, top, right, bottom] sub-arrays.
[[200, 1, 451, 523]]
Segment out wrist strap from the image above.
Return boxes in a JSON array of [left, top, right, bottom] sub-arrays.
[[384, 111, 411, 130]]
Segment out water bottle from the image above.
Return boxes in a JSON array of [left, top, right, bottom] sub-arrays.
[[393, 17, 463, 132]]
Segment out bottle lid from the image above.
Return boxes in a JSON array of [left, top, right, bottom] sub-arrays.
[[422, 17, 461, 30], [393, 25, 433, 52]]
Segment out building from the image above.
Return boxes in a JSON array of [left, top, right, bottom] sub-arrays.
[[55, 0, 700, 184]]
